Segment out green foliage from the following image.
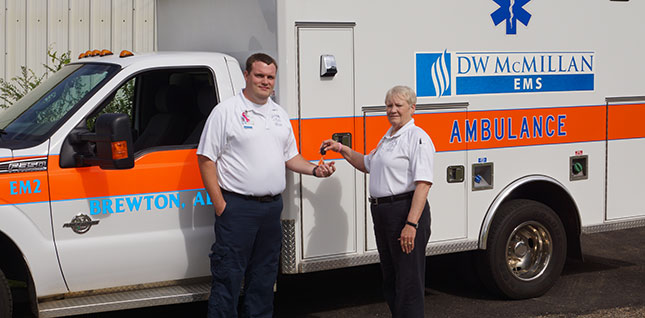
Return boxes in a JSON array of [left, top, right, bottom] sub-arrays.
[[105, 78, 135, 119], [0, 48, 71, 108], [0, 67, 43, 108], [35, 76, 90, 126], [87, 78, 135, 131]]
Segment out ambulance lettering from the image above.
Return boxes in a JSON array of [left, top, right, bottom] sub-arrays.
[[88, 191, 213, 215], [9, 179, 42, 195], [418, 51, 594, 97], [450, 114, 566, 143]]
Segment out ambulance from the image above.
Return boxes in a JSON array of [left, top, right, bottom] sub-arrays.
[[1, 0, 644, 316]]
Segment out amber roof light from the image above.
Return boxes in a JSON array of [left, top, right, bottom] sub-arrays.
[[119, 50, 134, 58]]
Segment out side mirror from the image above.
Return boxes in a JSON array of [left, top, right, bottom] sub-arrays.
[[73, 113, 134, 169]]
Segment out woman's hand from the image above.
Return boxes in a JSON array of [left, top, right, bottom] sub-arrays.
[[399, 224, 417, 254], [321, 139, 343, 154]]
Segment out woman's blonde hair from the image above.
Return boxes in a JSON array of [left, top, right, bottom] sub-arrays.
[[385, 85, 417, 106]]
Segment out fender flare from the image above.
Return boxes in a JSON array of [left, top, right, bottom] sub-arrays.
[[0, 203, 68, 296], [478, 174, 582, 249]]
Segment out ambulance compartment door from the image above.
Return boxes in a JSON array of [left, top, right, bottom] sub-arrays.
[[363, 104, 469, 251], [297, 24, 358, 259], [606, 97, 645, 220]]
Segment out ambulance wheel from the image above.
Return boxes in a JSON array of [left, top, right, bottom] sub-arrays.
[[478, 199, 567, 299], [0, 268, 12, 318]]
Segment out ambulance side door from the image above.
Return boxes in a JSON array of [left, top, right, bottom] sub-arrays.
[[49, 67, 218, 292]]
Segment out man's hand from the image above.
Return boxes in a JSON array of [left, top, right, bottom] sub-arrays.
[[315, 161, 336, 177], [215, 200, 227, 216]]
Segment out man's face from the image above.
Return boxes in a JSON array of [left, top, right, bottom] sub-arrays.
[[243, 61, 277, 104]]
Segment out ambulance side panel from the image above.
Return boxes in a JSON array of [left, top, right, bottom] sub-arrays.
[[275, 0, 644, 262], [155, 0, 645, 274]]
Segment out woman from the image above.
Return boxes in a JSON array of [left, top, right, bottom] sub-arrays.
[[322, 85, 434, 317]]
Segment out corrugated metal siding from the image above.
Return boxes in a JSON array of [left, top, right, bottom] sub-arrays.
[[0, 0, 5, 80], [27, 0, 48, 76], [6, 0, 27, 80], [133, 0, 154, 52], [49, 0, 70, 68], [69, 0, 90, 56], [1, 0, 155, 81]]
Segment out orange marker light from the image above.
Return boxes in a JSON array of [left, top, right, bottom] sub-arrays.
[[91, 49, 101, 56], [78, 53, 86, 59], [100, 49, 113, 56], [119, 50, 134, 58], [111, 141, 129, 160]]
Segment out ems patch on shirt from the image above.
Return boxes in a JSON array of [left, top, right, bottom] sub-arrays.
[[241, 111, 254, 129], [271, 113, 282, 127], [385, 139, 398, 151]]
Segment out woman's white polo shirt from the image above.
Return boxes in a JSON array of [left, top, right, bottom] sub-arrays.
[[364, 119, 435, 198]]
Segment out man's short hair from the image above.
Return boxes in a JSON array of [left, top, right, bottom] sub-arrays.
[[385, 85, 417, 106], [245, 53, 277, 72]]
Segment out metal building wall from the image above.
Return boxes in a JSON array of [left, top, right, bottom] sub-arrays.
[[0, 0, 155, 82]]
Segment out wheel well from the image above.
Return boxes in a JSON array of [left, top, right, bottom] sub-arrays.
[[0, 231, 37, 315], [494, 180, 583, 261], [0, 232, 29, 284]]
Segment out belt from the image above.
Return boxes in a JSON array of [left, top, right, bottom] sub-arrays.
[[369, 191, 414, 205], [221, 189, 281, 203]]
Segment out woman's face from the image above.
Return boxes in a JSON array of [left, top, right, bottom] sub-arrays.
[[386, 94, 415, 132]]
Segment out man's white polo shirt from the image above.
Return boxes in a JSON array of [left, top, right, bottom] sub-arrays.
[[364, 119, 435, 198], [197, 92, 299, 196]]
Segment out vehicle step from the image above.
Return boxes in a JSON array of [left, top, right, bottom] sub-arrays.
[[38, 281, 210, 318]]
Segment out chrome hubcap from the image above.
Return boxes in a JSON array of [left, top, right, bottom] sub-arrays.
[[506, 221, 552, 281]]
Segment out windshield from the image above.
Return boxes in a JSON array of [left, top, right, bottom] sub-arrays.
[[0, 63, 119, 145]]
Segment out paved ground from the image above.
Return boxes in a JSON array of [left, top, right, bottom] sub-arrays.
[[273, 226, 645, 317], [28, 226, 645, 317]]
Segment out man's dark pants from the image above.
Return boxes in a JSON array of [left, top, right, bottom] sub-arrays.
[[371, 197, 431, 318], [208, 192, 283, 318]]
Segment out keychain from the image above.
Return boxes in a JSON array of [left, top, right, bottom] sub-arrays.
[[319, 145, 327, 166]]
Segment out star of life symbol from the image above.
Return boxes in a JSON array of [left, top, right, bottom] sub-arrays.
[[491, 0, 532, 35]]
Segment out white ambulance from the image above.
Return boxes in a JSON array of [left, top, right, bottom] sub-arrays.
[[0, 0, 644, 316]]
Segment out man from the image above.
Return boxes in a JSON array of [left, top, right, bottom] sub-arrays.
[[197, 53, 335, 318]]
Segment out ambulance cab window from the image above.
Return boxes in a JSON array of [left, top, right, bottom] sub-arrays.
[[87, 67, 217, 154], [87, 78, 135, 131]]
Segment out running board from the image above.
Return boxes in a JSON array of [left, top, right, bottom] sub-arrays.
[[38, 281, 210, 318]]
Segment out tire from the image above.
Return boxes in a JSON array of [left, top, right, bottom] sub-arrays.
[[0, 268, 12, 318], [477, 199, 567, 299]]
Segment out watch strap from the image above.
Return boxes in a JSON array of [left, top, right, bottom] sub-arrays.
[[406, 221, 418, 229]]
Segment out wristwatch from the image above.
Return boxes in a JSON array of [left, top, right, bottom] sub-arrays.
[[406, 221, 418, 229]]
